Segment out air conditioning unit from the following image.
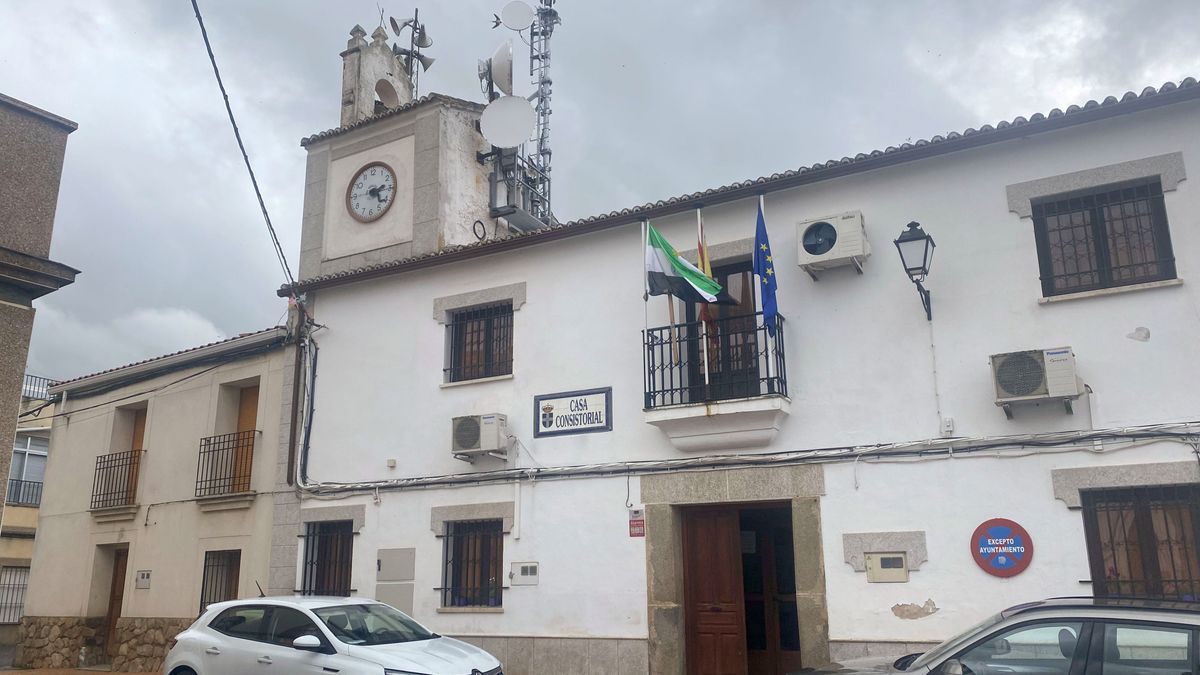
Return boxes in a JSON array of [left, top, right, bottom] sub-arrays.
[[451, 414, 510, 461], [990, 347, 1083, 419], [796, 210, 871, 280]]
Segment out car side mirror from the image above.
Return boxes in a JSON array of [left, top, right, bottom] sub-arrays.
[[292, 635, 323, 651], [992, 638, 1011, 655], [942, 659, 965, 675]]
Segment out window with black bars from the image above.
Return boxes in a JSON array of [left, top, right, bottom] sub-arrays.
[[1032, 178, 1176, 297], [1082, 485, 1200, 600], [0, 567, 29, 624], [199, 550, 241, 614], [441, 519, 503, 608], [301, 520, 354, 596], [445, 302, 514, 383]]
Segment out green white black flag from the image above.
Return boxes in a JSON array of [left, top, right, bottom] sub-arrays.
[[645, 224, 727, 303]]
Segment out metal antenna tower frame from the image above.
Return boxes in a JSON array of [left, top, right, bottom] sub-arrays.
[[526, 0, 559, 225]]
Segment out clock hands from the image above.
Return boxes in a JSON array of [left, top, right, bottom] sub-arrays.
[[366, 183, 394, 203]]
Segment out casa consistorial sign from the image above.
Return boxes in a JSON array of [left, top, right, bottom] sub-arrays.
[[533, 387, 613, 438]]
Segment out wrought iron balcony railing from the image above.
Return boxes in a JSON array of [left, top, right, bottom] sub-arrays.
[[91, 450, 140, 510], [5, 479, 42, 507], [21, 374, 54, 401], [643, 311, 787, 410], [196, 430, 256, 497]]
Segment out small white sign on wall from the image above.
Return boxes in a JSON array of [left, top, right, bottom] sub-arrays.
[[533, 388, 613, 438]]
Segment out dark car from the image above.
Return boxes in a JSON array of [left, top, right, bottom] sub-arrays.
[[810, 597, 1200, 675]]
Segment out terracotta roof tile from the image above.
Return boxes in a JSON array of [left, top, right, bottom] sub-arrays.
[[300, 93, 485, 147], [51, 326, 286, 388]]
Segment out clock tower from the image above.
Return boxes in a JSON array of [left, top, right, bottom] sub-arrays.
[[294, 25, 498, 282]]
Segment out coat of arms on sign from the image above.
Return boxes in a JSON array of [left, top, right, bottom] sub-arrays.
[[541, 403, 555, 429]]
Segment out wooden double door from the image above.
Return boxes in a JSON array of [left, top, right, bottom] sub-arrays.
[[683, 505, 803, 675]]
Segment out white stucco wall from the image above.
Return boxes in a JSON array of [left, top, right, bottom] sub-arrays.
[[298, 99, 1200, 644], [26, 348, 289, 619], [321, 475, 648, 639]]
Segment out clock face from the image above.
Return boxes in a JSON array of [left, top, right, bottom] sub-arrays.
[[346, 162, 397, 223]]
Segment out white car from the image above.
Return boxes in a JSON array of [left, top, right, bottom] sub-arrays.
[[162, 596, 502, 675]]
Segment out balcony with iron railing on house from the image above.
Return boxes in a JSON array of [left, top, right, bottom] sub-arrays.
[[642, 311, 791, 452], [20, 374, 55, 401], [195, 430, 256, 498], [5, 479, 42, 507], [90, 450, 140, 517]]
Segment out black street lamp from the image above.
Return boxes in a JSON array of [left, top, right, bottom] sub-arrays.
[[894, 221, 935, 320]]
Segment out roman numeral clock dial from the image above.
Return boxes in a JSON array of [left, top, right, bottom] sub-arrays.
[[345, 161, 396, 223]]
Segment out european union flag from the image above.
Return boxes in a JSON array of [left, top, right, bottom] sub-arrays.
[[752, 203, 779, 336]]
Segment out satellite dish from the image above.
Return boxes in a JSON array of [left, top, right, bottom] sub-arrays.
[[491, 41, 514, 95], [499, 0, 536, 30], [480, 95, 536, 148]]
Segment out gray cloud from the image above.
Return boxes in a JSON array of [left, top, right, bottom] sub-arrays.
[[3, 0, 1196, 379]]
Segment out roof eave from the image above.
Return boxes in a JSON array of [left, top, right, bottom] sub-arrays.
[[49, 327, 289, 396]]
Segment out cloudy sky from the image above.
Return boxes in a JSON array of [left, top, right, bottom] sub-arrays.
[[3, 0, 1197, 379]]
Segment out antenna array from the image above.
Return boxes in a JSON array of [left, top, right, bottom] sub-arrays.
[[477, 0, 561, 232]]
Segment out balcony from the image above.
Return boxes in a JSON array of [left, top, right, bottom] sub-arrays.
[[643, 311, 790, 452], [5, 479, 42, 507], [20, 374, 54, 401], [90, 450, 140, 522], [195, 430, 257, 511]]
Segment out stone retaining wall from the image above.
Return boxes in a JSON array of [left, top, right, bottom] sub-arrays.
[[16, 616, 105, 669], [16, 615, 194, 672], [111, 617, 195, 672]]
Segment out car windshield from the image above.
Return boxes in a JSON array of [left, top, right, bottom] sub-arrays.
[[905, 612, 1004, 670], [313, 603, 436, 646]]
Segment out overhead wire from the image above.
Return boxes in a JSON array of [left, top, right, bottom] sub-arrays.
[[190, 0, 296, 290]]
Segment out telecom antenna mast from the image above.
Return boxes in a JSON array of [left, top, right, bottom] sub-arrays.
[[526, 0, 559, 225], [477, 0, 561, 232]]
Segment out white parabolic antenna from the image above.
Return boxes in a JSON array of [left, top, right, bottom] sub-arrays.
[[500, 0, 536, 30], [481, 95, 536, 148], [491, 41, 514, 95]]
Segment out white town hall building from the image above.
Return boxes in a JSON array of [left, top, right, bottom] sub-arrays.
[[265, 25, 1200, 675]]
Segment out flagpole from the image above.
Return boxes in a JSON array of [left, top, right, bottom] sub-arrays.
[[666, 291, 679, 365], [696, 208, 711, 389], [756, 194, 771, 385]]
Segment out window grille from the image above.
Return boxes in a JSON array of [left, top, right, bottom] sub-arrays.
[[1032, 179, 1176, 296], [445, 303, 514, 383], [199, 550, 241, 613], [5, 479, 42, 507], [1082, 484, 1200, 600], [301, 521, 354, 596], [0, 567, 29, 624], [195, 430, 256, 497], [91, 450, 141, 510], [442, 519, 503, 608]]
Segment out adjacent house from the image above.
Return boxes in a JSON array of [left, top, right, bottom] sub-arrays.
[[17, 326, 295, 671], [0, 374, 56, 649], [0, 92, 79, 567], [273, 30, 1200, 675]]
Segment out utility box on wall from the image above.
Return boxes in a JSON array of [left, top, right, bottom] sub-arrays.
[[865, 553, 909, 583]]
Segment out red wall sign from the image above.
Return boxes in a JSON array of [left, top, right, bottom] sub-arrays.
[[629, 509, 645, 537], [971, 518, 1033, 577]]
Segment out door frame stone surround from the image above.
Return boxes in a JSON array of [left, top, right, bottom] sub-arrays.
[[640, 464, 829, 675]]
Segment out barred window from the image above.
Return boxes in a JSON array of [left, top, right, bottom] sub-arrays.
[[1032, 179, 1176, 297], [1082, 485, 1200, 600], [442, 519, 503, 608], [0, 567, 29, 624], [199, 550, 241, 613], [301, 521, 354, 596], [445, 303, 513, 383]]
